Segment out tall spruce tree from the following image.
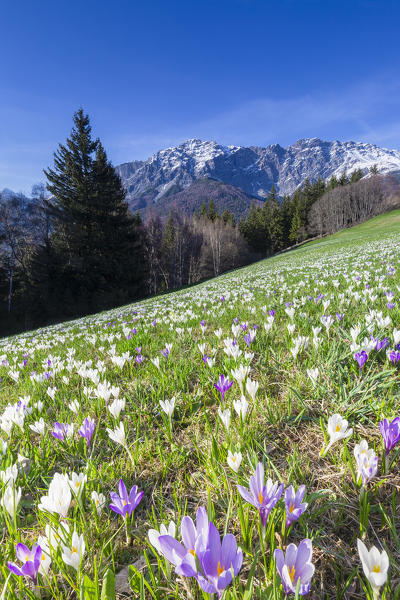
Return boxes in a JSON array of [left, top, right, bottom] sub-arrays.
[[37, 108, 146, 318]]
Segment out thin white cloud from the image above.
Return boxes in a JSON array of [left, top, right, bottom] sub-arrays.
[[106, 74, 400, 166], [3, 72, 400, 192]]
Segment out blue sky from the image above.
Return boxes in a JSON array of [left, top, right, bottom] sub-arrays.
[[2, 0, 400, 193]]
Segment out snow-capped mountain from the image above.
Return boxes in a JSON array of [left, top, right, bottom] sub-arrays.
[[116, 137, 400, 206]]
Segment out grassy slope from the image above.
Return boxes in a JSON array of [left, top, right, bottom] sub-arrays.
[[301, 209, 400, 250], [0, 210, 399, 599]]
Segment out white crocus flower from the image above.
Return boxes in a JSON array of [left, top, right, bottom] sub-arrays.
[[160, 397, 176, 418], [354, 439, 369, 463], [246, 378, 259, 401], [30, 418, 46, 436], [47, 387, 57, 400], [0, 464, 18, 485], [151, 357, 160, 370], [62, 530, 86, 570], [321, 413, 353, 456], [1, 484, 21, 517], [227, 450, 242, 473], [38, 472, 71, 518], [307, 368, 319, 385], [45, 522, 70, 552], [148, 521, 176, 553], [68, 399, 80, 414], [91, 491, 106, 514], [286, 307, 295, 320], [357, 539, 389, 599], [34, 400, 44, 412], [233, 396, 249, 420], [108, 397, 126, 419], [218, 408, 231, 431], [231, 365, 250, 394], [106, 422, 127, 448], [205, 356, 215, 368], [69, 472, 87, 498], [313, 336, 322, 349]]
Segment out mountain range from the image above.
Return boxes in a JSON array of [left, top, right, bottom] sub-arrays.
[[115, 137, 400, 219], [3, 137, 400, 221]]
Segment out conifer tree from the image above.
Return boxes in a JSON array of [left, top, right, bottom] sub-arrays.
[[35, 108, 146, 318], [207, 199, 218, 222], [222, 209, 235, 225], [199, 202, 208, 218]]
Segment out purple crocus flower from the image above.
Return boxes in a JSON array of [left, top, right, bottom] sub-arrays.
[[373, 337, 389, 351], [336, 313, 344, 321], [196, 522, 243, 598], [161, 348, 170, 359], [135, 354, 145, 364], [8, 543, 42, 584], [202, 354, 209, 365], [268, 309, 275, 317], [78, 417, 96, 447], [243, 333, 252, 346], [379, 417, 400, 456], [109, 479, 143, 517], [52, 422, 69, 441], [389, 351, 400, 364], [285, 485, 308, 529], [214, 375, 234, 403], [387, 302, 395, 310], [237, 463, 284, 526], [354, 351, 368, 371], [158, 507, 209, 576], [274, 539, 315, 596]]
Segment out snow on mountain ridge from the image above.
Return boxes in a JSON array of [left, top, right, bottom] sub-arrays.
[[115, 137, 400, 203]]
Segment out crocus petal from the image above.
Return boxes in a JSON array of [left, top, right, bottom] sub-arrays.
[[295, 539, 313, 571], [196, 506, 209, 539], [158, 535, 186, 566], [181, 516, 196, 551], [202, 523, 221, 577], [237, 485, 255, 505], [221, 533, 237, 569], [357, 538, 370, 573], [197, 574, 217, 595], [8, 562, 24, 578], [217, 569, 233, 591], [118, 479, 128, 500], [274, 548, 285, 576], [15, 544, 31, 562]]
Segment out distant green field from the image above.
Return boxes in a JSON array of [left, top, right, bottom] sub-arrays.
[[296, 209, 400, 253]]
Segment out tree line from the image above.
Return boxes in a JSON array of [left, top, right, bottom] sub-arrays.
[[0, 109, 397, 336]]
